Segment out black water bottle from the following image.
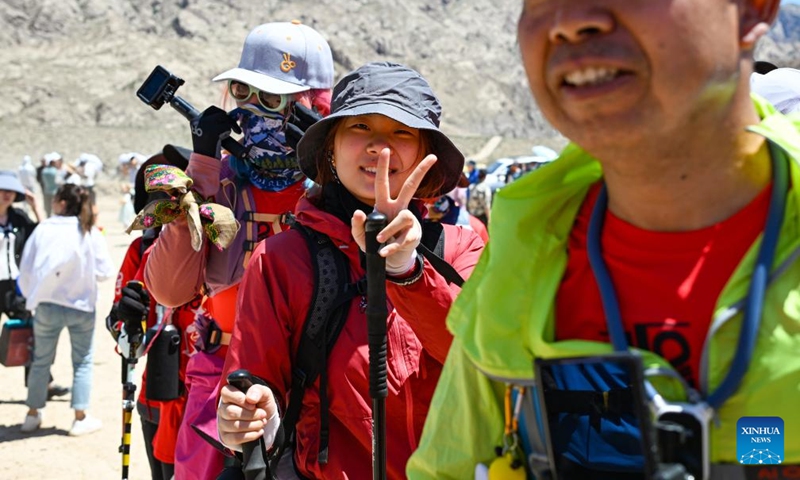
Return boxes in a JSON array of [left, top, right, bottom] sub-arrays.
[[145, 324, 181, 401]]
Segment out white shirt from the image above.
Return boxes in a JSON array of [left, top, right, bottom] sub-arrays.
[[751, 68, 800, 115], [0, 226, 19, 281], [81, 162, 99, 188], [18, 216, 114, 312]]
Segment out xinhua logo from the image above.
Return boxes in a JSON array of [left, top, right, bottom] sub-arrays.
[[737, 417, 784, 465]]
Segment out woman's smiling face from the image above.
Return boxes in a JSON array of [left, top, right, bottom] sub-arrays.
[[332, 114, 425, 205]]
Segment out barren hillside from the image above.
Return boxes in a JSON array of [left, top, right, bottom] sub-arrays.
[[0, 0, 797, 168]]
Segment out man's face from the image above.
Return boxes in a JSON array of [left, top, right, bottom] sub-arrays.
[[518, 0, 753, 151]]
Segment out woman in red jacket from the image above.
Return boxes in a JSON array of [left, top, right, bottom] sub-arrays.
[[217, 62, 485, 479]]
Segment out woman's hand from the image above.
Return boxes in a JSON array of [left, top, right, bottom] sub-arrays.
[[24, 189, 37, 206], [217, 383, 278, 447], [351, 148, 437, 274], [25, 189, 45, 223]]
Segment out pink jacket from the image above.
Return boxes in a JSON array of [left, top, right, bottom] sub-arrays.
[[221, 195, 485, 479]]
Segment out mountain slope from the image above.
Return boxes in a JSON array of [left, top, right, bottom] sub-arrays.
[[0, 1, 797, 164]]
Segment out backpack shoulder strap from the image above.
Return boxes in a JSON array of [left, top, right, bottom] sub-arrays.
[[417, 222, 465, 287], [274, 223, 361, 468]]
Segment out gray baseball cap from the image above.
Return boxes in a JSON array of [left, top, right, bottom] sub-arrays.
[[297, 62, 465, 196], [213, 21, 334, 95]]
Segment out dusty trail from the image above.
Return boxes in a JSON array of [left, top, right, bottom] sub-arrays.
[[0, 188, 151, 479]]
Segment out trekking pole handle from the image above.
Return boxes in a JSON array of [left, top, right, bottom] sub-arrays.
[[365, 212, 389, 399], [227, 370, 268, 480]]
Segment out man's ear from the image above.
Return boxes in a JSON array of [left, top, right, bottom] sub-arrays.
[[740, 0, 781, 50]]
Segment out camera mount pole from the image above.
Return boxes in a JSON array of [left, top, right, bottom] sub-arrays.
[[117, 286, 147, 480], [365, 212, 388, 480], [136, 66, 250, 159], [166, 92, 250, 160], [168, 96, 200, 121]]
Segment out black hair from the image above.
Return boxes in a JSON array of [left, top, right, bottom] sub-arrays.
[[754, 61, 779, 75]]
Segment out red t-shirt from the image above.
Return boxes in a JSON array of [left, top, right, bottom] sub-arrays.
[[249, 181, 306, 244], [556, 183, 771, 388]]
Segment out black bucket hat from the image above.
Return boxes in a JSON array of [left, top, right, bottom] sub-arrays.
[[133, 144, 191, 213], [296, 62, 465, 196]]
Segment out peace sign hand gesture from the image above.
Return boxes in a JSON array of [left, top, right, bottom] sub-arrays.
[[351, 147, 437, 275]]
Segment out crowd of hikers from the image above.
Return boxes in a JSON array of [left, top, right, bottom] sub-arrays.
[[4, 0, 800, 478]]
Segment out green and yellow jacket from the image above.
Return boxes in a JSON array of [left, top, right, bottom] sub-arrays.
[[407, 97, 800, 478]]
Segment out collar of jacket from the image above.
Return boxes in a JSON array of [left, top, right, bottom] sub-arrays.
[[447, 94, 800, 383], [293, 191, 429, 247]]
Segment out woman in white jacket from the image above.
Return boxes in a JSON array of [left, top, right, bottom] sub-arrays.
[[18, 183, 114, 435]]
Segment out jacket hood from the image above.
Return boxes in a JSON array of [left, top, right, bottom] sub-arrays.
[[447, 95, 800, 383]]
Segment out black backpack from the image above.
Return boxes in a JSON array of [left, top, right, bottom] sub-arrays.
[[253, 220, 464, 478]]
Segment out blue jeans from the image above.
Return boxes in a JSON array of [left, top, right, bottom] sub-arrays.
[[26, 303, 96, 410]]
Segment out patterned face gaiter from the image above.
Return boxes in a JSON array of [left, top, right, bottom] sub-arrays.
[[228, 103, 304, 192]]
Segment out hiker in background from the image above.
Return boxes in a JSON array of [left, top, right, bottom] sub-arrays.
[[466, 159, 479, 184], [40, 152, 64, 217], [426, 192, 489, 244], [426, 194, 461, 225], [466, 168, 491, 226], [217, 62, 484, 479], [409, 0, 800, 477], [117, 153, 143, 228], [143, 21, 334, 479], [106, 145, 195, 480], [18, 156, 38, 198], [18, 183, 113, 436], [118, 152, 145, 186], [72, 153, 103, 205], [0, 171, 69, 402], [0, 171, 44, 306], [504, 162, 521, 183]]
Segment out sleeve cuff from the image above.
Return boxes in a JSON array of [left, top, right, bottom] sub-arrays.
[[387, 253, 424, 286]]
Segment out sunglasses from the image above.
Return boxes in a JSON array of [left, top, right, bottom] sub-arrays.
[[228, 80, 290, 112]]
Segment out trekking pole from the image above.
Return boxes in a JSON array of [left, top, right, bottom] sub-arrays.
[[365, 211, 388, 480], [226, 369, 269, 480], [117, 282, 147, 480]]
